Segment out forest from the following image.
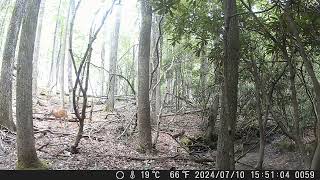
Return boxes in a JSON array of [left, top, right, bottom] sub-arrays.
[[0, 0, 319, 172]]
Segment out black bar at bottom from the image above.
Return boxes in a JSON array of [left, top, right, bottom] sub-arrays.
[[0, 170, 319, 180]]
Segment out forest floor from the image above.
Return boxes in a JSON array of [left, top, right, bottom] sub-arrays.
[[0, 91, 314, 170]]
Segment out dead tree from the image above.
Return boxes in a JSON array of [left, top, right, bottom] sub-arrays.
[[68, 0, 117, 154]]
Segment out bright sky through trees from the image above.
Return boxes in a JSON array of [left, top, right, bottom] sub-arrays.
[[37, 0, 139, 95]]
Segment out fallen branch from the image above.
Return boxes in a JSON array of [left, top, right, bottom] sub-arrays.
[[114, 154, 215, 164], [165, 93, 195, 108], [117, 114, 135, 139], [161, 109, 206, 117], [90, 62, 136, 95], [235, 124, 278, 162], [37, 142, 50, 151]]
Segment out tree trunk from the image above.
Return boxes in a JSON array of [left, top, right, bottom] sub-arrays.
[[67, 0, 75, 112], [200, 49, 208, 107], [16, 0, 45, 169], [47, 0, 62, 90], [283, 2, 320, 170], [60, 0, 73, 108], [206, 63, 222, 145], [216, 0, 240, 170], [0, 1, 12, 55], [32, 0, 46, 97], [251, 59, 265, 169], [107, 3, 122, 111], [100, 41, 105, 96], [137, 0, 152, 152], [280, 39, 307, 167], [0, 0, 26, 131], [150, 14, 162, 124]]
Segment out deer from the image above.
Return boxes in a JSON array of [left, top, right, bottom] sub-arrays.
[[50, 108, 68, 120], [45, 107, 69, 129]]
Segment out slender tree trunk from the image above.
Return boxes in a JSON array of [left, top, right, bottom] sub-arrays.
[[174, 61, 182, 111], [67, 0, 75, 112], [32, 0, 46, 97], [251, 59, 265, 169], [150, 14, 162, 124], [47, 0, 62, 89], [137, 0, 152, 152], [0, 1, 12, 55], [107, 3, 121, 111], [54, 29, 63, 93], [206, 63, 222, 145], [101, 41, 105, 96], [0, 0, 26, 131], [280, 39, 307, 167], [60, 0, 73, 108], [16, 0, 45, 169], [129, 44, 137, 94], [216, 0, 240, 170], [155, 39, 161, 117], [200, 49, 208, 106]]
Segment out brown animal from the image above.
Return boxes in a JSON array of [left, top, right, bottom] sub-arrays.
[[51, 108, 68, 120], [47, 108, 69, 129]]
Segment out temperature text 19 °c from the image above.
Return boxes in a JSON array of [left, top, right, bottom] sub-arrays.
[[140, 170, 161, 179]]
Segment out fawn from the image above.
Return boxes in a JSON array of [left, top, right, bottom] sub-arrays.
[[46, 108, 69, 128]]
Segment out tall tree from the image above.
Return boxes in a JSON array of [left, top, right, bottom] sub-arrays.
[[0, 0, 12, 54], [269, 1, 320, 169], [16, 0, 46, 169], [216, 0, 240, 169], [67, 0, 75, 111], [100, 41, 106, 96], [205, 63, 222, 145], [150, 14, 162, 124], [0, 0, 26, 131], [107, 1, 122, 111], [283, 2, 320, 170], [60, 0, 73, 107], [47, 0, 62, 91], [250, 58, 265, 169], [199, 49, 208, 107], [137, 0, 153, 152], [32, 0, 46, 97]]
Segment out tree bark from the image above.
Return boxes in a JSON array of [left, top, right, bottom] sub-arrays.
[[67, 0, 75, 112], [281, 38, 307, 167], [251, 59, 265, 169], [200, 49, 208, 107], [32, 0, 46, 97], [205, 64, 222, 144], [216, 0, 240, 170], [47, 0, 62, 90], [16, 0, 44, 169], [60, 0, 73, 108], [150, 14, 162, 124], [100, 41, 106, 96], [0, 1, 12, 54], [107, 3, 121, 111], [283, 2, 320, 170], [137, 0, 153, 152], [0, 0, 26, 131]]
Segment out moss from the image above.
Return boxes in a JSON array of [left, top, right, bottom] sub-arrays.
[[16, 159, 49, 170], [136, 144, 148, 154], [180, 136, 192, 147], [136, 144, 155, 154]]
